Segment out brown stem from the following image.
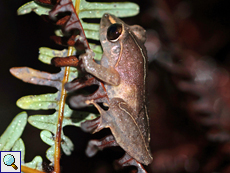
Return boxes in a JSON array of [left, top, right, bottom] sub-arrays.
[[53, 47, 73, 173]]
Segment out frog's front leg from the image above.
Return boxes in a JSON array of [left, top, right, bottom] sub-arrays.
[[80, 49, 120, 86]]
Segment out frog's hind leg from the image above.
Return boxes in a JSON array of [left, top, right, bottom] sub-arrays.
[[81, 101, 118, 156], [80, 99, 109, 133], [85, 135, 118, 157], [115, 153, 147, 173], [85, 135, 148, 173], [82, 100, 148, 173]]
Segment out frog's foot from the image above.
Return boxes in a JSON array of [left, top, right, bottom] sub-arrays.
[[81, 116, 101, 133], [115, 153, 147, 173], [81, 100, 108, 133], [85, 135, 118, 157]]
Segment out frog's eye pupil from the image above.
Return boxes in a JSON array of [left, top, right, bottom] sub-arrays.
[[107, 23, 122, 41]]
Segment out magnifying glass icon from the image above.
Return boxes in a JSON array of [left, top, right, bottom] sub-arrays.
[[3, 154, 18, 170]]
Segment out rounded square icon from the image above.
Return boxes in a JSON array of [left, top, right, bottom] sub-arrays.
[[0, 151, 21, 173]]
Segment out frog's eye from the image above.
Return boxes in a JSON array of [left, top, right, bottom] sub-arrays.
[[107, 23, 123, 42]]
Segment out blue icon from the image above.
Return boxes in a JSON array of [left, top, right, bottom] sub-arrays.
[[3, 155, 18, 170]]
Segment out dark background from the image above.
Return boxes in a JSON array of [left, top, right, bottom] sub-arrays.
[[1, 0, 230, 172]]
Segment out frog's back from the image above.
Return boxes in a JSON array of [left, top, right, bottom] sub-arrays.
[[111, 31, 147, 111], [114, 32, 151, 163], [108, 29, 150, 147], [121, 31, 150, 145], [100, 14, 151, 164]]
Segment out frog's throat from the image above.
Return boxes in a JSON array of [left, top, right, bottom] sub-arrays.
[[115, 41, 123, 68]]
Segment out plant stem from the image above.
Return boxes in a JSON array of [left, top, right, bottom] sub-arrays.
[[53, 47, 74, 173], [75, 0, 80, 14]]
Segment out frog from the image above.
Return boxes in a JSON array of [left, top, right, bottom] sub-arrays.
[[65, 13, 152, 172]]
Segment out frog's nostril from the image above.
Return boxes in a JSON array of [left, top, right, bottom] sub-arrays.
[[104, 13, 109, 18]]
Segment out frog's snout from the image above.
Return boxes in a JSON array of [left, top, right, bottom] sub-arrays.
[[103, 13, 109, 18], [100, 13, 112, 30], [101, 13, 112, 25]]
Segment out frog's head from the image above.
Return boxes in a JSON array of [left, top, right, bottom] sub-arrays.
[[99, 13, 146, 65], [100, 13, 124, 42], [99, 13, 124, 65]]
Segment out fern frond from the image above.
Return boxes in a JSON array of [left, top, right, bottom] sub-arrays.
[[17, 0, 139, 50], [0, 112, 27, 151], [6, 0, 140, 172]]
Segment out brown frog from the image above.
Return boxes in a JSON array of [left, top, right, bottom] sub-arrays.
[[67, 13, 152, 172]]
